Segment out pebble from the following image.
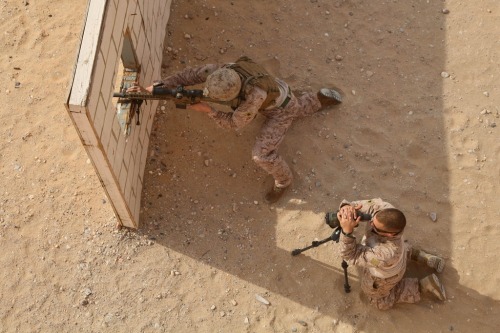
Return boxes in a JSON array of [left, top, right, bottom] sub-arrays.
[[231, 299, 238, 306], [483, 91, 489, 97], [351, 90, 356, 95], [244, 317, 250, 324], [210, 305, 216, 310], [220, 311, 225, 317], [184, 33, 191, 39], [255, 294, 270, 305], [335, 55, 343, 61], [441, 71, 450, 78], [83, 288, 92, 297], [298, 320, 308, 326], [442, 9, 450, 14], [204, 160, 210, 167], [429, 212, 437, 222]]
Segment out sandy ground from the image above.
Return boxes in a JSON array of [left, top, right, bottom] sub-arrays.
[[1, 0, 499, 332]]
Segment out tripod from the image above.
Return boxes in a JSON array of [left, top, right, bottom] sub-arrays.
[[291, 226, 351, 293]]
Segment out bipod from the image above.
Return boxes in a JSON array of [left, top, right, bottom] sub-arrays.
[[291, 226, 351, 293]]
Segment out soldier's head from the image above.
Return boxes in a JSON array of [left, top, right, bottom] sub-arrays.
[[203, 68, 241, 101], [371, 208, 406, 237]]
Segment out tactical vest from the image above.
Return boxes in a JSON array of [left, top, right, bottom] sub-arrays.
[[227, 56, 281, 110]]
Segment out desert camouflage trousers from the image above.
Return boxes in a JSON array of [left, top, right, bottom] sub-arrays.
[[361, 247, 421, 310], [252, 92, 322, 188]]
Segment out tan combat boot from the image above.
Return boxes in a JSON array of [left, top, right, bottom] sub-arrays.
[[412, 249, 446, 273], [420, 274, 446, 301], [264, 185, 288, 204], [317, 88, 343, 109]]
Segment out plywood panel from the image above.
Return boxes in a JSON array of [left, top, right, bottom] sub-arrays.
[[66, 0, 173, 228], [68, 0, 107, 107]]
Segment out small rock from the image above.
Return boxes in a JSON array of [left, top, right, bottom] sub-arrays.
[[220, 311, 225, 317], [184, 33, 191, 39], [204, 160, 210, 167], [351, 90, 356, 95], [335, 55, 343, 61], [244, 317, 250, 324], [298, 320, 308, 326], [442, 9, 450, 14], [210, 305, 216, 310], [441, 71, 450, 78], [429, 212, 437, 222], [366, 70, 374, 77], [483, 91, 489, 97], [231, 299, 238, 306], [255, 294, 270, 305]]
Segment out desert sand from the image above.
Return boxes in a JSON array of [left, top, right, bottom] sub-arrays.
[[0, 0, 499, 332]]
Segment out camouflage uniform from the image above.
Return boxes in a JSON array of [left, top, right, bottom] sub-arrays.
[[159, 63, 322, 188], [338, 198, 421, 310]]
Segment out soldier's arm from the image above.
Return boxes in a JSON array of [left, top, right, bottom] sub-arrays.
[[338, 198, 395, 218], [206, 86, 265, 130], [159, 63, 220, 88], [339, 233, 394, 268]]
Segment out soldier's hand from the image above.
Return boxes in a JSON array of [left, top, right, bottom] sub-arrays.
[[187, 102, 212, 113], [338, 207, 360, 234], [127, 82, 152, 93]]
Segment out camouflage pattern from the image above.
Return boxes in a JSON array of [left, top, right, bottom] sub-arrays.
[[160, 63, 323, 188], [338, 198, 421, 310]]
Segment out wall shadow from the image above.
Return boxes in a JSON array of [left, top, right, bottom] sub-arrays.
[[139, 1, 499, 331]]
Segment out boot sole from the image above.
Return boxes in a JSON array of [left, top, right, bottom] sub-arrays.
[[320, 88, 343, 103], [428, 273, 446, 301], [428, 256, 445, 273]]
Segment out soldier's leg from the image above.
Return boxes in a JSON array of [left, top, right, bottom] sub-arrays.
[[252, 116, 294, 203], [369, 277, 421, 310], [410, 248, 446, 273], [292, 88, 342, 118]]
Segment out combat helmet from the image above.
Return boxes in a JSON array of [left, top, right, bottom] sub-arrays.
[[204, 67, 241, 101]]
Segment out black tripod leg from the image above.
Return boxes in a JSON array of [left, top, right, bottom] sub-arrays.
[[342, 260, 351, 293], [291, 237, 333, 256]]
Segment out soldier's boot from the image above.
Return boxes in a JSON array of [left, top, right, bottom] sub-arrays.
[[265, 185, 288, 204], [412, 249, 445, 273], [317, 88, 343, 109], [419, 274, 446, 301]]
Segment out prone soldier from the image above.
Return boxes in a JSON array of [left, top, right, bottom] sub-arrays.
[[128, 56, 342, 203]]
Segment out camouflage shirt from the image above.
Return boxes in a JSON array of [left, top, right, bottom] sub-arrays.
[[339, 198, 408, 279], [159, 63, 285, 130]]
